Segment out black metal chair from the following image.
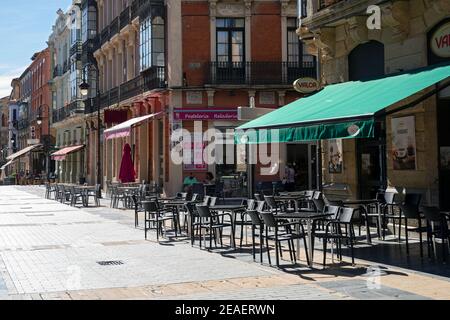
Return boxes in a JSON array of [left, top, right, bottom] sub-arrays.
[[195, 205, 235, 250], [422, 206, 450, 261], [234, 199, 257, 248], [85, 185, 101, 207], [143, 200, 177, 241], [254, 193, 264, 201], [260, 211, 309, 267], [45, 182, 56, 199], [70, 186, 85, 207], [321, 207, 356, 266], [246, 210, 266, 263], [396, 193, 425, 257]]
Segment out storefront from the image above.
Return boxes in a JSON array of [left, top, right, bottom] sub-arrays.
[[428, 18, 450, 210], [236, 63, 450, 203]]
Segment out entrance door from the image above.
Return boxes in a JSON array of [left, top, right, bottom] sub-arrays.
[[438, 99, 450, 210], [357, 122, 387, 199], [287, 143, 314, 190]]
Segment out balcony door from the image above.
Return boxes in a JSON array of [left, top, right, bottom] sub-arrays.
[[216, 18, 245, 84]]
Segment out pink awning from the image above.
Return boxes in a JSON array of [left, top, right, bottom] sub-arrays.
[[51, 145, 85, 161], [104, 112, 163, 140]]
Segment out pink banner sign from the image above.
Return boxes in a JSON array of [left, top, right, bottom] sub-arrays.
[[174, 109, 238, 121]]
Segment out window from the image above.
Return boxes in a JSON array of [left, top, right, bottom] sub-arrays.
[[71, 13, 80, 45], [140, 16, 165, 71], [70, 62, 80, 101], [287, 18, 315, 65], [216, 18, 245, 63], [82, 5, 97, 43]]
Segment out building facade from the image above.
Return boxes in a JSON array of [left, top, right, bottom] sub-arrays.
[[0, 96, 9, 169], [49, 1, 88, 184], [298, 0, 450, 208], [94, 0, 316, 196]]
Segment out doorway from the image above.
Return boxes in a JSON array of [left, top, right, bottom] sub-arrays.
[[438, 98, 450, 210], [357, 121, 387, 199], [286, 143, 316, 190]]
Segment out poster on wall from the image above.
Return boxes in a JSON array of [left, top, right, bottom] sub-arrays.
[[391, 116, 417, 170], [328, 139, 343, 173], [440, 147, 450, 170]]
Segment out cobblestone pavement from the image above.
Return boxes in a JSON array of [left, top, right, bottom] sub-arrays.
[[0, 185, 448, 300]]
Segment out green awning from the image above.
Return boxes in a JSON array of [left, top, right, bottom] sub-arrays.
[[236, 63, 450, 144]]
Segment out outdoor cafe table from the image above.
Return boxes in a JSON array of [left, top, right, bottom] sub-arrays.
[[342, 199, 379, 244], [209, 204, 246, 248], [274, 211, 333, 268]]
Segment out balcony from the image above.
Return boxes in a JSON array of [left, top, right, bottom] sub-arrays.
[[131, 0, 139, 20], [120, 6, 131, 30], [110, 17, 119, 38], [142, 66, 166, 92], [207, 61, 317, 86], [86, 67, 167, 113], [100, 27, 109, 46], [63, 60, 70, 74], [53, 65, 63, 78], [52, 101, 84, 123], [70, 41, 82, 59], [120, 76, 142, 101]]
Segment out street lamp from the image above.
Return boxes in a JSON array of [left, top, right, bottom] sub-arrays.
[[79, 63, 102, 191], [36, 104, 51, 180]]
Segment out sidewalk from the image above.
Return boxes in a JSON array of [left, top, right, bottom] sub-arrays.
[[0, 185, 449, 300]]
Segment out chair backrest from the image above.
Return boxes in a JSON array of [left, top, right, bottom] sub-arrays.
[[210, 197, 217, 207], [196, 205, 212, 218], [399, 204, 420, 219], [324, 205, 341, 220], [256, 200, 266, 213], [312, 198, 325, 213], [247, 199, 256, 211], [338, 207, 355, 223], [260, 211, 278, 228], [246, 210, 263, 225], [327, 199, 344, 207], [254, 193, 264, 201], [264, 195, 277, 209], [142, 200, 158, 212], [202, 196, 211, 206], [191, 193, 199, 202], [404, 193, 421, 207], [313, 191, 322, 200], [304, 190, 315, 199], [422, 206, 443, 223]]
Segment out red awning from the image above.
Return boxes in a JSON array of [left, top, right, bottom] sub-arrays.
[[51, 145, 85, 161], [104, 112, 163, 140]]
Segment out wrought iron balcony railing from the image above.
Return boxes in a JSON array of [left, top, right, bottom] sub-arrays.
[[52, 101, 84, 123], [120, 6, 131, 30], [70, 41, 82, 59], [85, 66, 167, 114], [100, 27, 109, 46], [207, 61, 317, 85], [53, 65, 63, 78], [110, 17, 119, 38]]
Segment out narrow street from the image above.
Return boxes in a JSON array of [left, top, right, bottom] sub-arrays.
[[0, 186, 448, 300]]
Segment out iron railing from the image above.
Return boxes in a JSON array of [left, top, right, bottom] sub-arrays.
[[110, 17, 119, 38], [85, 67, 166, 114], [53, 65, 63, 78], [120, 6, 131, 30], [100, 27, 109, 46], [70, 41, 82, 59], [52, 101, 84, 123], [207, 61, 317, 85]]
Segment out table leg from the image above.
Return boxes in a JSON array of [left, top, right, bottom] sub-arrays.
[[363, 205, 372, 244], [307, 220, 314, 267]]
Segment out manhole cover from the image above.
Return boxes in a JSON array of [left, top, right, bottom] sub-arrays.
[[96, 260, 124, 266]]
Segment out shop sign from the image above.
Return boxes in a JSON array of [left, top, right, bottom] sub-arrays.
[[430, 21, 450, 58], [174, 109, 238, 121], [293, 77, 320, 93], [347, 124, 361, 136]]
